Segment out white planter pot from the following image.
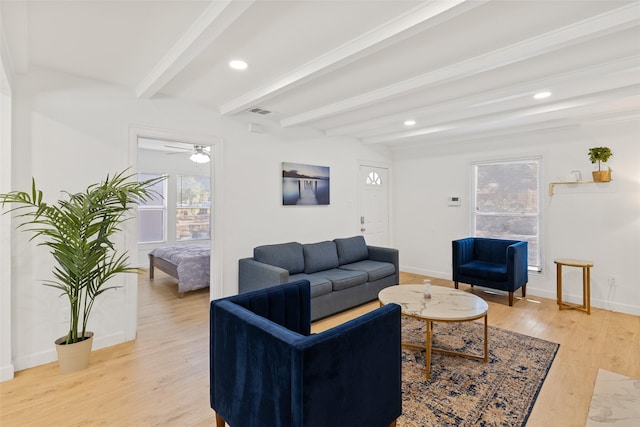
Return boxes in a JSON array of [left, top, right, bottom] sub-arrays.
[[54, 332, 94, 374]]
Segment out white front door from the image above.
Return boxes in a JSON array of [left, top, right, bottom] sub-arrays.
[[358, 164, 390, 246]]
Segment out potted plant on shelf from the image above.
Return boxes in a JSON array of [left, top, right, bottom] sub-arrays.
[[588, 146, 613, 182], [0, 170, 164, 374]]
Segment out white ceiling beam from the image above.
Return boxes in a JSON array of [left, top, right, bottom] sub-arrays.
[[390, 120, 581, 155], [361, 84, 640, 144], [281, 3, 640, 128], [218, 0, 484, 116], [136, 0, 254, 99], [325, 55, 640, 137]]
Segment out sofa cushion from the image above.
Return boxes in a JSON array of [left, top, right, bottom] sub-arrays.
[[311, 269, 368, 292], [474, 239, 516, 264], [254, 242, 305, 274], [303, 241, 339, 274], [340, 260, 395, 282], [334, 236, 369, 265], [459, 260, 508, 282], [289, 273, 332, 298]]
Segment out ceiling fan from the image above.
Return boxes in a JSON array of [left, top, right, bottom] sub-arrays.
[[164, 144, 211, 164]]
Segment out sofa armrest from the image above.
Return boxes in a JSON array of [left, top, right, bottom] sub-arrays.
[[367, 246, 399, 284], [452, 238, 475, 282], [210, 300, 305, 426], [238, 258, 289, 293], [293, 303, 402, 426], [452, 238, 475, 266], [507, 241, 528, 286], [367, 245, 399, 266]]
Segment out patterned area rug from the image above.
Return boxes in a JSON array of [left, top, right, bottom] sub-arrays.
[[399, 318, 559, 427]]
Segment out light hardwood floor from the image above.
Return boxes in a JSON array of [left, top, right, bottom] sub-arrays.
[[1, 271, 638, 426]]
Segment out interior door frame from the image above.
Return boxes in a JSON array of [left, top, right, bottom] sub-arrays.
[[357, 160, 393, 246], [127, 125, 224, 341]]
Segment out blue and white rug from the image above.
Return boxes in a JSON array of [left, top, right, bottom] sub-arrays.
[[399, 318, 559, 427]]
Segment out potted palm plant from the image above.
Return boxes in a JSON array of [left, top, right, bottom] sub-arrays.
[[0, 170, 164, 373], [588, 146, 613, 182]]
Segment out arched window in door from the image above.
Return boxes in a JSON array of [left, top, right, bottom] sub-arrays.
[[366, 171, 382, 186]]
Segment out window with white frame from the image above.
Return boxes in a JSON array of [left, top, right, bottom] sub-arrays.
[[137, 173, 166, 243], [472, 157, 541, 271], [176, 175, 211, 241]]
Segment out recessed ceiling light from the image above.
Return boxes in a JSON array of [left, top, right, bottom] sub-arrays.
[[404, 120, 416, 126], [229, 60, 248, 70], [533, 91, 551, 99]]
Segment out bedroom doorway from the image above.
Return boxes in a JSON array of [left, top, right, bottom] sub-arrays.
[[127, 126, 222, 341], [136, 138, 212, 269]]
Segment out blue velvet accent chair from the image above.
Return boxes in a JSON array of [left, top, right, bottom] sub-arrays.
[[210, 279, 402, 427], [452, 237, 528, 306]]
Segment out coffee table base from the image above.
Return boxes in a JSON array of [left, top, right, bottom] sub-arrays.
[[402, 314, 488, 380]]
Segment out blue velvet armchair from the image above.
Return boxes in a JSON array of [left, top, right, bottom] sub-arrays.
[[452, 237, 528, 306], [210, 280, 402, 427]]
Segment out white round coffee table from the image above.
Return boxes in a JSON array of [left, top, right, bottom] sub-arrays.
[[379, 284, 489, 379]]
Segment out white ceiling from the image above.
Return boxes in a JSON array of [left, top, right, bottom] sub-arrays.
[[2, 0, 639, 150]]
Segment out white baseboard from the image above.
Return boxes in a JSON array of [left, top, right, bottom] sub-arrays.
[[525, 286, 640, 316], [12, 331, 128, 373], [0, 363, 15, 382], [400, 265, 450, 280], [399, 265, 640, 316], [13, 347, 57, 372]]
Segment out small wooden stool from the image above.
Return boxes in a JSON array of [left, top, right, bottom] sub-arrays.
[[554, 258, 593, 314]]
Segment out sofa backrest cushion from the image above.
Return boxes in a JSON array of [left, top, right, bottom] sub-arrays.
[[334, 236, 369, 265], [254, 242, 305, 274], [474, 238, 518, 264], [303, 241, 339, 274]]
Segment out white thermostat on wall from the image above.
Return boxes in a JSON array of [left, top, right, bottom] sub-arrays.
[[448, 196, 461, 207]]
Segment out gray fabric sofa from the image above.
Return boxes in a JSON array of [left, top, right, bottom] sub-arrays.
[[238, 235, 399, 320]]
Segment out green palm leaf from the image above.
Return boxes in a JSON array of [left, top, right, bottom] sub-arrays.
[[1, 170, 166, 344]]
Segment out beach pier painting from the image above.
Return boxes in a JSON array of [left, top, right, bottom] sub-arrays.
[[282, 162, 330, 205]]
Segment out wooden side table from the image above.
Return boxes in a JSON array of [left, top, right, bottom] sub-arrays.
[[554, 258, 593, 314]]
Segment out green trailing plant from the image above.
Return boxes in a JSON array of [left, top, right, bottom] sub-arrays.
[[0, 170, 165, 344], [588, 147, 612, 171]]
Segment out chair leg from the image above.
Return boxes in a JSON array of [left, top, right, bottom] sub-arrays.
[[215, 413, 225, 427], [522, 284, 527, 298], [508, 291, 514, 306], [454, 281, 459, 289]]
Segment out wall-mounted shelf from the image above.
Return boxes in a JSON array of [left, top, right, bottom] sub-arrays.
[[548, 180, 603, 195]]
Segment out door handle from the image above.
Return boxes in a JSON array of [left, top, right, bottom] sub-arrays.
[[360, 227, 366, 232]]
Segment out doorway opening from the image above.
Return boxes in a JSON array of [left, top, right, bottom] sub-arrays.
[[126, 126, 222, 341]]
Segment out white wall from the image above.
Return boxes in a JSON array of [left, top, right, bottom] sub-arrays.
[[4, 67, 391, 374], [393, 120, 640, 315], [221, 125, 392, 276], [0, 40, 14, 381]]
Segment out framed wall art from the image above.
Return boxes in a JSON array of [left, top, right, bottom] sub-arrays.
[[282, 162, 330, 206]]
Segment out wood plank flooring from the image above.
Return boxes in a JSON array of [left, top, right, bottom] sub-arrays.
[[1, 271, 638, 426]]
